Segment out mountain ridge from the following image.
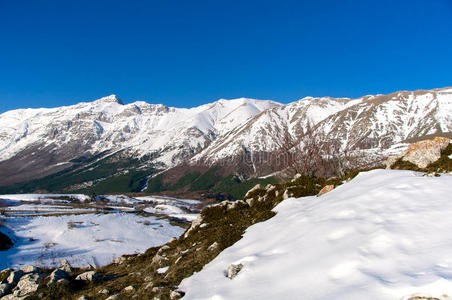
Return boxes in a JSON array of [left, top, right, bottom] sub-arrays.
[[0, 87, 451, 192]]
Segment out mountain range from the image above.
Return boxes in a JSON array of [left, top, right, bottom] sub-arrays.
[[0, 87, 451, 195]]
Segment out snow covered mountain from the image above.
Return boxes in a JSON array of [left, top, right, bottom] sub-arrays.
[[0, 87, 451, 191]]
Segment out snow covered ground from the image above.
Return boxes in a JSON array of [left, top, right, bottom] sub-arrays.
[[0, 213, 183, 269], [180, 170, 452, 300], [0, 193, 201, 269]]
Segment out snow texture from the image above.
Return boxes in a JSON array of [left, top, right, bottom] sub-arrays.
[[180, 170, 452, 300], [0, 213, 183, 269]]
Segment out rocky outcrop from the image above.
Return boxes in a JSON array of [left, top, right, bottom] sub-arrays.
[[402, 137, 450, 168], [318, 185, 334, 196], [75, 271, 100, 281], [387, 137, 451, 169]]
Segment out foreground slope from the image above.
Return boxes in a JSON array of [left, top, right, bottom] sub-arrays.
[[180, 170, 452, 300]]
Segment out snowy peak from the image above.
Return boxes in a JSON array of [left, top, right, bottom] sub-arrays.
[[93, 94, 124, 105], [0, 87, 451, 187]]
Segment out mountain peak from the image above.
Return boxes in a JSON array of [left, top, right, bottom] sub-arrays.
[[94, 94, 123, 105]]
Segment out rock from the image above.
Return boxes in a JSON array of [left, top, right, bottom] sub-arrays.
[[282, 189, 292, 200], [0, 283, 12, 297], [113, 256, 126, 264], [99, 288, 109, 294], [226, 263, 243, 279], [56, 278, 69, 285], [292, 173, 302, 181], [151, 254, 169, 267], [123, 285, 135, 292], [13, 273, 44, 296], [170, 290, 185, 299], [47, 269, 70, 285], [402, 137, 450, 168], [207, 242, 219, 252], [168, 237, 177, 244], [59, 259, 73, 273], [75, 271, 100, 281], [244, 184, 261, 199], [106, 295, 119, 300], [385, 155, 400, 169], [152, 286, 165, 293], [7, 270, 24, 285], [183, 214, 203, 238], [77, 296, 88, 300], [265, 184, 275, 190], [318, 185, 334, 196], [19, 266, 40, 274], [157, 245, 171, 254], [143, 282, 153, 290]]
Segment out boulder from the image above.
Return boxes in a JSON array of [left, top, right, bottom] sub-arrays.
[[244, 184, 262, 199], [99, 288, 109, 294], [47, 269, 70, 285], [13, 273, 44, 296], [402, 137, 450, 168], [318, 185, 334, 196], [75, 271, 100, 281], [59, 259, 73, 273], [183, 214, 203, 238], [226, 263, 243, 279]]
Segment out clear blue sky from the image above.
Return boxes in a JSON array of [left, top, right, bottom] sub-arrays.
[[1, 0, 452, 112]]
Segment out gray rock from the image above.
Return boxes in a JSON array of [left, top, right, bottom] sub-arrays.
[[47, 269, 70, 285], [184, 214, 203, 238], [75, 271, 100, 281], [13, 273, 44, 296], [244, 184, 262, 199], [170, 290, 184, 299], [123, 285, 135, 292], [207, 242, 219, 252], [99, 288, 109, 294], [226, 263, 243, 279], [106, 295, 119, 300], [113, 256, 126, 265], [59, 259, 73, 273], [152, 254, 169, 267], [7, 270, 24, 285], [282, 189, 292, 200]]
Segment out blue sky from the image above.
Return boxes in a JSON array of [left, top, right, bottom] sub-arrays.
[[1, 0, 451, 112]]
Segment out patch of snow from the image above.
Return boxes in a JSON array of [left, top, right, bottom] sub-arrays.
[[180, 170, 452, 300], [0, 213, 183, 269]]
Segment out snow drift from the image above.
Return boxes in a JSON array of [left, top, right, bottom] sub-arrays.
[[180, 170, 452, 300]]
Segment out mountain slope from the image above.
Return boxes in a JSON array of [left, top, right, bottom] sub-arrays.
[[0, 87, 451, 192]]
